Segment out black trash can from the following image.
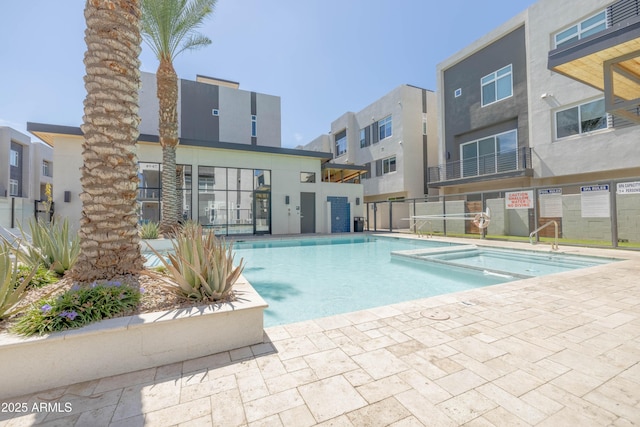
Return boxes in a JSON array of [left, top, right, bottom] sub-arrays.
[[354, 217, 364, 232]]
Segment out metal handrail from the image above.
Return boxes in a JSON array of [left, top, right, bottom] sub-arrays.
[[530, 221, 559, 251]]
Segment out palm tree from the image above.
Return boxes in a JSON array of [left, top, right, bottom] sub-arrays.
[[141, 0, 216, 234], [72, 0, 145, 282]]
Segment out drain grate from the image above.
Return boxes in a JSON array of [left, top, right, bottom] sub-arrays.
[[421, 310, 450, 321]]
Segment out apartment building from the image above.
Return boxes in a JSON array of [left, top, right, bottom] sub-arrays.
[[303, 84, 438, 202], [433, 0, 639, 195], [0, 127, 53, 228], [428, 0, 640, 244], [28, 74, 363, 235]]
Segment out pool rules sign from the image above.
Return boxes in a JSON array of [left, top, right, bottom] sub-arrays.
[[581, 185, 610, 218]]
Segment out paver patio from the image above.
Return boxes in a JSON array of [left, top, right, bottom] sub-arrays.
[[1, 237, 639, 426]]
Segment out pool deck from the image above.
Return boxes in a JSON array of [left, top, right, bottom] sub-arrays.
[[1, 235, 639, 426]]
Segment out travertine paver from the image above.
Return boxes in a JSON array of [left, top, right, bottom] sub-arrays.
[[1, 238, 639, 426]]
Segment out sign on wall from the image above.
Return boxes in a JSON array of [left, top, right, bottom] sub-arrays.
[[581, 185, 610, 218], [539, 188, 563, 217], [617, 181, 640, 194], [505, 190, 534, 209]]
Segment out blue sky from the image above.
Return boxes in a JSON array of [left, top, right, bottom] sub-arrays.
[[0, 0, 534, 148]]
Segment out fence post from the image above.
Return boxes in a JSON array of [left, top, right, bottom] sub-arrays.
[[442, 195, 447, 236], [610, 181, 618, 248], [373, 203, 377, 231], [11, 197, 15, 228], [389, 201, 393, 232]]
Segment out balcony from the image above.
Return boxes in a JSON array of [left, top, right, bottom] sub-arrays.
[[428, 147, 532, 186]]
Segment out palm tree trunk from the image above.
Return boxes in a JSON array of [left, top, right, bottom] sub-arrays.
[[72, 0, 144, 282], [157, 58, 180, 234]]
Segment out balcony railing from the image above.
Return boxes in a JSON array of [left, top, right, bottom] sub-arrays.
[[428, 147, 532, 184]]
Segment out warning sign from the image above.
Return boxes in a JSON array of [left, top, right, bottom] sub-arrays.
[[617, 181, 640, 194], [505, 191, 534, 209]]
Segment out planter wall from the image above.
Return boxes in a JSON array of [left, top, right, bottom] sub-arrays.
[[0, 279, 267, 400]]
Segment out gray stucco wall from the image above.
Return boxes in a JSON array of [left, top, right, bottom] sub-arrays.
[[527, 0, 640, 179], [180, 79, 220, 142], [442, 25, 528, 162]]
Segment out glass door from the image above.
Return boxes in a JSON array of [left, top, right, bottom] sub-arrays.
[[253, 191, 271, 234]]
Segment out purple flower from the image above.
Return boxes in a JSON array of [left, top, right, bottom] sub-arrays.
[[59, 311, 78, 321], [139, 287, 145, 294], [40, 304, 52, 314], [90, 281, 98, 288], [70, 284, 81, 292]]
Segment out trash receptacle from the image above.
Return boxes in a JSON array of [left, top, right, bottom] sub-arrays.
[[354, 217, 364, 232]]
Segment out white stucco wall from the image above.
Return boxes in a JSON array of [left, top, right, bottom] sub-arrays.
[[50, 135, 362, 235]]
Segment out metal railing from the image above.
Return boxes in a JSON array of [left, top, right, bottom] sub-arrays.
[[428, 147, 532, 184], [530, 220, 559, 251]]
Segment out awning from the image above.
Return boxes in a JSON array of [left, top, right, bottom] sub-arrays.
[[548, 15, 640, 123], [321, 162, 368, 183]]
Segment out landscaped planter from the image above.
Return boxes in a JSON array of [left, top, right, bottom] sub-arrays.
[[0, 278, 267, 400]]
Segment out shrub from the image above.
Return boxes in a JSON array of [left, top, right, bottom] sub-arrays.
[[16, 265, 59, 288], [0, 241, 36, 320], [11, 281, 141, 336], [139, 221, 160, 239], [147, 223, 244, 301], [17, 218, 80, 275]]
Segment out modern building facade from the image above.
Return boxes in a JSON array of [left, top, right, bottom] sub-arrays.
[[426, 0, 640, 245], [28, 74, 363, 236], [432, 0, 640, 195], [302, 84, 438, 202], [0, 127, 53, 227]]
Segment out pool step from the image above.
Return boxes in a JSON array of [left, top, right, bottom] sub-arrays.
[[391, 245, 530, 279]]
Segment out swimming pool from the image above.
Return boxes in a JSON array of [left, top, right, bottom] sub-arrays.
[[229, 235, 614, 327]]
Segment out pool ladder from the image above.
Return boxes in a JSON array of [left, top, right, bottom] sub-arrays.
[[530, 221, 559, 251]]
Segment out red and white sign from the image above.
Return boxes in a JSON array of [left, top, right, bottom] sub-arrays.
[[505, 191, 534, 209]]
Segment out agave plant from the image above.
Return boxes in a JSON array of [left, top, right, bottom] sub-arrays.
[[146, 223, 244, 301], [0, 241, 36, 320], [17, 218, 80, 275], [139, 221, 160, 239]]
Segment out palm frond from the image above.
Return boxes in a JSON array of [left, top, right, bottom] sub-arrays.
[[141, 0, 216, 62]]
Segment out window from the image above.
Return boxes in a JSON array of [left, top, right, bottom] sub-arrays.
[[251, 115, 257, 137], [300, 172, 316, 183], [9, 179, 18, 196], [454, 88, 462, 98], [378, 116, 392, 140], [42, 161, 52, 177], [362, 162, 371, 180], [212, 109, 219, 116], [359, 128, 369, 148], [461, 130, 518, 177], [382, 156, 396, 174], [199, 176, 215, 192], [481, 64, 512, 106], [10, 150, 19, 167], [554, 10, 607, 48], [556, 98, 607, 139], [422, 113, 428, 135], [335, 130, 347, 156]]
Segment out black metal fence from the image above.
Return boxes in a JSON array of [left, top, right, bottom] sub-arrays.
[[365, 177, 640, 250]]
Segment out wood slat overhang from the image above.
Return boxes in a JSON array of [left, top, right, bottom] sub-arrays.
[[548, 16, 640, 121]]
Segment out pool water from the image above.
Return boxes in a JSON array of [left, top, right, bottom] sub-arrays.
[[233, 236, 514, 327], [145, 236, 616, 327], [392, 245, 617, 279]]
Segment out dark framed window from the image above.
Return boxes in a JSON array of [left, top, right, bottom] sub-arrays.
[[335, 130, 347, 156]]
